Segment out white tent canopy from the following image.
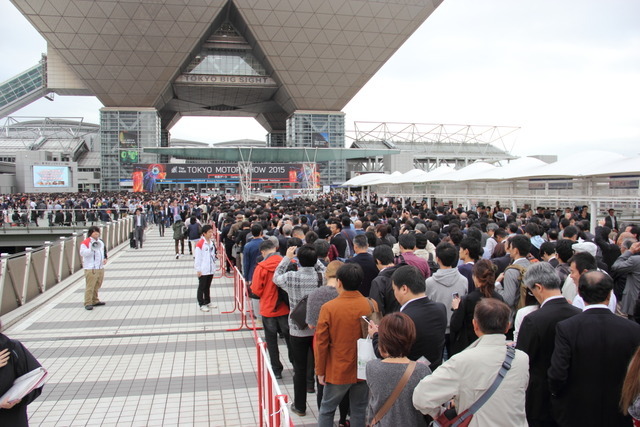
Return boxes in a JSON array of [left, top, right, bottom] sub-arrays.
[[342, 172, 387, 187], [340, 152, 640, 187], [437, 161, 497, 182], [469, 157, 548, 181], [515, 151, 626, 179]]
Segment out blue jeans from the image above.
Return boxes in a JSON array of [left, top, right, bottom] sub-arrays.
[[318, 381, 368, 427]]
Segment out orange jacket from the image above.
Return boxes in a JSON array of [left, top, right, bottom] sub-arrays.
[[251, 253, 289, 317], [314, 291, 375, 384]]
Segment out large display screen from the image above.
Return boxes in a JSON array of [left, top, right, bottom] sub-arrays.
[[130, 162, 320, 192], [33, 165, 71, 188]]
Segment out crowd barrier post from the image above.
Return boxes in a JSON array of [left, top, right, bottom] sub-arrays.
[[221, 266, 242, 315], [256, 338, 293, 427], [211, 229, 225, 279], [225, 267, 263, 333]]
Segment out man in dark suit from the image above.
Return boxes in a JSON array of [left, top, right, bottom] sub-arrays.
[[604, 208, 619, 232], [345, 234, 377, 297], [516, 263, 581, 427], [328, 218, 348, 258], [372, 265, 447, 370], [133, 207, 147, 249], [548, 270, 640, 427]]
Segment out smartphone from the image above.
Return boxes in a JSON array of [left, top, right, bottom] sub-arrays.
[[361, 315, 372, 325], [452, 292, 460, 299]]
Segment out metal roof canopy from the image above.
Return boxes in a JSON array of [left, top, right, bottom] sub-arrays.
[[144, 147, 398, 162]]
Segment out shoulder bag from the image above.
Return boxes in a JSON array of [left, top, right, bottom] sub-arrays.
[[289, 272, 323, 329], [368, 361, 417, 426], [360, 298, 383, 338], [432, 346, 516, 427]]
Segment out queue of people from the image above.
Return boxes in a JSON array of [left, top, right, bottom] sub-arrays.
[[3, 189, 640, 426], [227, 197, 640, 426]]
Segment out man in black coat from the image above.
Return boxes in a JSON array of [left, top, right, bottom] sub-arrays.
[[516, 263, 581, 427], [345, 234, 377, 297], [372, 265, 446, 371], [548, 270, 640, 427], [369, 245, 404, 315], [328, 218, 348, 258]]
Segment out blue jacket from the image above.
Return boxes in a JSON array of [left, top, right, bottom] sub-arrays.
[[243, 237, 264, 281]]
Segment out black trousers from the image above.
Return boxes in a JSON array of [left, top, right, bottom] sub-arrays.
[[262, 315, 292, 375], [289, 335, 314, 412], [197, 274, 213, 306], [134, 226, 144, 248], [174, 239, 184, 254]]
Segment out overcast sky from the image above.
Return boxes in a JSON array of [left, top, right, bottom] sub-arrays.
[[1, 0, 639, 159]]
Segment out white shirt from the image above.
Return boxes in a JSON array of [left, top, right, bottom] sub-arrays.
[[400, 296, 428, 312], [540, 295, 565, 308], [573, 292, 617, 313], [583, 303, 610, 311]]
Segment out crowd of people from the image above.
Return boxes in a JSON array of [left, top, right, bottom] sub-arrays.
[[210, 195, 640, 426], [3, 189, 640, 426]]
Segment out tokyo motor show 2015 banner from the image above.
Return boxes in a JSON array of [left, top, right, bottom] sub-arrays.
[[131, 163, 319, 192]]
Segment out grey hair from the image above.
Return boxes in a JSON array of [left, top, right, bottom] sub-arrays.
[[524, 262, 561, 290], [487, 223, 499, 231]]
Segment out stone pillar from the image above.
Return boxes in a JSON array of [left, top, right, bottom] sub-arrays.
[[99, 108, 161, 191], [286, 111, 345, 187]]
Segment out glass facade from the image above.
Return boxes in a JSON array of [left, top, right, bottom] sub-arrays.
[[267, 132, 286, 147], [100, 109, 160, 191], [0, 60, 45, 112], [184, 21, 267, 78], [286, 112, 346, 186], [185, 51, 267, 76]]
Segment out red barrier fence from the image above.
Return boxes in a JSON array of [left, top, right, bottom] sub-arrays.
[[213, 224, 293, 426], [257, 338, 292, 427]]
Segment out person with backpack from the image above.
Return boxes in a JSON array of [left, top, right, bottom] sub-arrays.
[[171, 216, 187, 259], [495, 235, 532, 335], [186, 216, 202, 256], [250, 239, 292, 379]]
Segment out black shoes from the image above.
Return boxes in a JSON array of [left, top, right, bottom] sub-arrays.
[[85, 302, 105, 310], [290, 406, 306, 417], [274, 372, 283, 379]]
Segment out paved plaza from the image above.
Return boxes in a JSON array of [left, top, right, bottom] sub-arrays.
[[2, 228, 318, 426]]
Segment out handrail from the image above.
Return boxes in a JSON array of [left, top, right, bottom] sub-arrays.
[[0, 216, 133, 316]]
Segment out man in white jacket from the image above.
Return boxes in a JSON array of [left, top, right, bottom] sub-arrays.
[[413, 298, 529, 426], [79, 226, 107, 310], [194, 224, 217, 312]]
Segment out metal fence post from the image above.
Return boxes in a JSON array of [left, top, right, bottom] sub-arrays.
[[22, 247, 33, 305], [42, 241, 52, 292], [57, 237, 65, 283], [70, 233, 79, 275], [0, 253, 9, 309]]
